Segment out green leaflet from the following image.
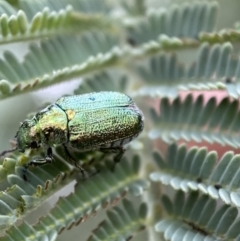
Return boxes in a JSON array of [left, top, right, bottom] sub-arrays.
[[0, 1, 112, 45], [125, 2, 218, 45], [0, 32, 119, 99], [3, 156, 149, 240], [74, 71, 129, 95], [151, 144, 240, 207], [149, 95, 240, 147], [156, 191, 240, 240]]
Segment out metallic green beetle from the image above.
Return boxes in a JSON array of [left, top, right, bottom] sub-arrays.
[[0, 92, 144, 180]]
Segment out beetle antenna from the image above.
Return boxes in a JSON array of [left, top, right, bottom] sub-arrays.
[[0, 147, 18, 158]]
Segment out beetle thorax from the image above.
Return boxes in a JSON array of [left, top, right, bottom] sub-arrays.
[[15, 118, 41, 152], [36, 104, 69, 146]]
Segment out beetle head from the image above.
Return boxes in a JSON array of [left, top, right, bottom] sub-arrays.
[[15, 118, 41, 152]]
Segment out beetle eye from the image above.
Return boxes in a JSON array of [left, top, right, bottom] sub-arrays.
[[30, 141, 38, 149]]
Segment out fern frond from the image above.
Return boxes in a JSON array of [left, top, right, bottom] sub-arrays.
[[151, 144, 240, 207], [0, 1, 16, 15], [135, 53, 184, 98], [0, 147, 78, 231], [121, 0, 146, 16], [200, 29, 240, 44], [87, 199, 147, 241], [0, 5, 111, 44], [135, 42, 240, 98], [0, 32, 119, 100], [184, 42, 240, 99], [13, 0, 110, 18], [0, 33, 191, 100], [3, 156, 149, 240], [155, 191, 240, 240], [125, 2, 218, 45], [74, 71, 129, 94], [149, 95, 240, 147], [1, 224, 57, 241]]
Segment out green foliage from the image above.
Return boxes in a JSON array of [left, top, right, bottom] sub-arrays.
[[3, 157, 148, 240], [135, 42, 240, 98], [74, 71, 129, 94], [0, 1, 112, 44], [151, 144, 240, 207], [0, 0, 239, 240], [149, 95, 240, 147], [17, 0, 110, 16], [156, 191, 240, 240], [125, 2, 218, 45], [0, 32, 119, 99], [87, 199, 147, 241]]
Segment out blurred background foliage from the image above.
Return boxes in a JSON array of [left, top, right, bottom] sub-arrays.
[[0, 0, 240, 240]]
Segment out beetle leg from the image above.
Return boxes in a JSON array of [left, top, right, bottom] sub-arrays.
[[99, 146, 125, 170], [62, 144, 87, 177], [23, 147, 53, 181], [0, 147, 18, 158]]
